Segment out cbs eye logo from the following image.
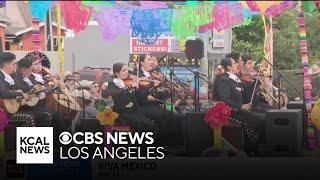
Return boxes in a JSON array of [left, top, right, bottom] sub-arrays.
[[59, 132, 72, 145], [58, 132, 103, 145]]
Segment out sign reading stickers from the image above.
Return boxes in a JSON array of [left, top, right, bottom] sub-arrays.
[[16, 127, 53, 164], [130, 38, 169, 54], [212, 29, 225, 48]]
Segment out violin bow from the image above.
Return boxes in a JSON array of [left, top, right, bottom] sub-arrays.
[[250, 58, 265, 104], [136, 54, 140, 77]]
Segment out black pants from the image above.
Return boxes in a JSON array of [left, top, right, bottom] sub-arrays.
[[20, 106, 52, 127], [37, 99, 66, 129], [231, 110, 266, 153], [20, 105, 64, 145], [10, 111, 36, 127], [118, 109, 157, 134], [139, 104, 184, 146]]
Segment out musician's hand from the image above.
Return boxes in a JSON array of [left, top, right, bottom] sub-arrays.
[[125, 102, 133, 108], [241, 103, 252, 111], [174, 99, 182, 107], [40, 85, 45, 91], [153, 80, 161, 87], [48, 82, 56, 89], [101, 83, 107, 90], [147, 95, 156, 101], [131, 79, 140, 88], [23, 93, 30, 101], [33, 84, 42, 91], [60, 83, 66, 89]]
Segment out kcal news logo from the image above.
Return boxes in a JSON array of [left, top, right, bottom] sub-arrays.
[[16, 127, 53, 164]]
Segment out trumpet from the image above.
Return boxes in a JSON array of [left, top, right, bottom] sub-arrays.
[[258, 76, 288, 108]]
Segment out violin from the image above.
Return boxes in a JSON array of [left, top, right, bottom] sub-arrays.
[[150, 70, 164, 82], [123, 74, 160, 88], [150, 68, 190, 91]]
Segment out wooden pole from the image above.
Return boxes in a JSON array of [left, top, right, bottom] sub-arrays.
[[56, 3, 64, 78]]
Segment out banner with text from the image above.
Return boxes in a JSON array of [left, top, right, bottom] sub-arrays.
[[130, 38, 169, 54]]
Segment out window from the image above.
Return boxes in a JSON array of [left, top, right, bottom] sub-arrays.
[[5, 41, 10, 50], [53, 37, 63, 51]]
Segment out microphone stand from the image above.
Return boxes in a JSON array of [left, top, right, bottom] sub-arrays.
[[171, 60, 174, 120], [73, 79, 85, 118], [158, 54, 209, 113], [157, 54, 179, 119], [161, 54, 174, 120], [55, 84, 66, 127], [45, 76, 63, 125], [172, 58, 209, 112]]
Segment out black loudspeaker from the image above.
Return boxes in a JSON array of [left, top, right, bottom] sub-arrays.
[[264, 109, 303, 156], [184, 112, 244, 156], [287, 100, 316, 147], [185, 39, 204, 60], [4, 124, 17, 153]]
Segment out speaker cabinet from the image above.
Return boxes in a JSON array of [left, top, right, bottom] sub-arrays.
[[4, 124, 16, 153], [264, 109, 303, 156], [287, 100, 317, 147], [184, 112, 244, 156], [185, 39, 204, 60]]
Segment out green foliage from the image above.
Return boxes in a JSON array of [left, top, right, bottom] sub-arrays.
[[232, 16, 264, 65], [272, 9, 301, 70], [232, 8, 320, 70], [305, 12, 320, 64]]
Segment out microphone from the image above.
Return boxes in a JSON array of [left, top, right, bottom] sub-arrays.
[[73, 78, 86, 118], [193, 71, 208, 77]]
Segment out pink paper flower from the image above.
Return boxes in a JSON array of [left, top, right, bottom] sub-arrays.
[[204, 102, 231, 128]]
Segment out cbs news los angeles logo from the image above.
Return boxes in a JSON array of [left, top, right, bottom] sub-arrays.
[[16, 127, 53, 164], [16, 128, 164, 163]]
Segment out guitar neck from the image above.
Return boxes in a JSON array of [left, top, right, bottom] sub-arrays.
[[27, 86, 53, 96]]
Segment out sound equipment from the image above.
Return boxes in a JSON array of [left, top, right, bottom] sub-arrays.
[[264, 109, 303, 156], [184, 112, 244, 156], [287, 100, 316, 147], [185, 39, 204, 60], [4, 124, 16, 153]]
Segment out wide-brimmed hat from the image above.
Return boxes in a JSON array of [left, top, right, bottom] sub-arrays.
[[309, 64, 320, 75], [71, 89, 93, 100]]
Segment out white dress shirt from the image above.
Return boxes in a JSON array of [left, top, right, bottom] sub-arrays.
[[32, 73, 45, 84], [226, 72, 241, 83], [23, 77, 34, 86], [1, 70, 15, 85]]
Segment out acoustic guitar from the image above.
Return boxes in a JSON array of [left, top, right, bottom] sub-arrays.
[[0, 90, 25, 114], [0, 86, 58, 114], [21, 85, 60, 107]]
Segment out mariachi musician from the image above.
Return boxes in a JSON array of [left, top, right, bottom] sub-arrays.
[[214, 57, 265, 155], [29, 57, 44, 84], [11, 56, 54, 127], [103, 62, 157, 133], [240, 54, 271, 113], [136, 54, 184, 147], [0, 52, 36, 127], [28, 55, 66, 134]]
